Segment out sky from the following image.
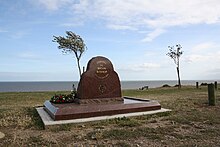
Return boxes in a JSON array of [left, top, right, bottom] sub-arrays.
[[1, 0, 220, 81]]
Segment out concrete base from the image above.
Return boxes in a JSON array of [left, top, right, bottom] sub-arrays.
[[36, 107, 171, 129], [43, 97, 162, 120]]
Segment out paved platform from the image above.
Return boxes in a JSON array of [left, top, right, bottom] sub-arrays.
[[43, 98, 162, 120], [36, 107, 171, 129]]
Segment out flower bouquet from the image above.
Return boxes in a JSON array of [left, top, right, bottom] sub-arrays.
[[50, 93, 75, 104]]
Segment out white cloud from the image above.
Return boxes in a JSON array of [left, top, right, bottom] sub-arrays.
[[60, 22, 83, 27], [144, 52, 157, 57], [184, 42, 220, 63], [119, 62, 160, 72], [36, 0, 71, 11], [184, 52, 220, 63], [140, 63, 161, 69], [185, 54, 211, 62], [71, 0, 220, 41], [141, 28, 166, 42], [35, 0, 220, 41], [107, 24, 137, 31], [71, 0, 220, 26], [191, 42, 217, 53]]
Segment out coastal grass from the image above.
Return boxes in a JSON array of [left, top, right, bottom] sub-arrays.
[[0, 85, 220, 146]]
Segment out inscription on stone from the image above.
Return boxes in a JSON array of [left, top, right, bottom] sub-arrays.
[[95, 61, 109, 79], [77, 56, 122, 103], [99, 84, 107, 93]]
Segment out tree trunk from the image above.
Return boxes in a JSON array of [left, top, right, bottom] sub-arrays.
[[76, 58, 82, 78], [176, 67, 181, 89]]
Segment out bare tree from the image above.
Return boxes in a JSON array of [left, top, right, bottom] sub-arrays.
[[53, 31, 86, 78], [166, 44, 183, 89]]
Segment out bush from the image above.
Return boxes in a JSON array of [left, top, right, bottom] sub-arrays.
[[200, 83, 208, 86], [162, 84, 171, 88]]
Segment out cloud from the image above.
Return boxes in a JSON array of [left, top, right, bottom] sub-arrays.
[[141, 28, 166, 42], [36, 0, 71, 11], [140, 63, 161, 69], [107, 24, 137, 31], [71, 1, 220, 26], [185, 54, 211, 62], [184, 42, 220, 63], [119, 62, 160, 72], [71, 0, 220, 41], [191, 42, 218, 53], [35, 0, 220, 41], [144, 52, 157, 57], [59, 22, 83, 27]]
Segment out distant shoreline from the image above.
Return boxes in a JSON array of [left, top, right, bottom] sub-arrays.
[[0, 80, 218, 92]]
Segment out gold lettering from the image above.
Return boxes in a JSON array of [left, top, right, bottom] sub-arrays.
[[96, 70, 107, 73], [97, 67, 107, 70], [97, 61, 106, 64]]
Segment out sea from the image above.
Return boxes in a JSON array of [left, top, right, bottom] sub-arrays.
[[0, 80, 218, 92]]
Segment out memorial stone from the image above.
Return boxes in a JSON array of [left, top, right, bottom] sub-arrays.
[[43, 56, 161, 121], [76, 56, 123, 104]]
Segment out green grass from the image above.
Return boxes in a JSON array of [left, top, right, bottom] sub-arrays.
[[0, 86, 220, 146]]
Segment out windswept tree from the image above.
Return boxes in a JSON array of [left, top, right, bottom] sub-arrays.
[[166, 44, 183, 89], [53, 31, 86, 78]]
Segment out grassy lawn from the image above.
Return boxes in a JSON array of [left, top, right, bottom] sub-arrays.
[[0, 86, 220, 146]]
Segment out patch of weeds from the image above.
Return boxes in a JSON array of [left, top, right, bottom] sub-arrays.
[[90, 119, 115, 127], [54, 134, 79, 144], [154, 111, 172, 117], [202, 112, 220, 125], [89, 120, 110, 128], [181, 125, 191, 130], [136, 111, 172, 121], [0, 109, 8, 118], [25, 107, 44, 129], [200, 128, 220, 136], [51, 124, 71, 132], [169, 115, 192, 125], [103, 127, 164, 140], [91, 117, 140, 128], [115, 141, 131, 147], [137, 127, 163, 140], [169, 133, 193, 140], [115, 117, 140, 127], [97, 144, 106, 147], [28, 135, 48, 146], [29, 135, 43, 143], [94, 126, 105, 129], [86, 130, 102, 140], [102, 129, 134, 140]]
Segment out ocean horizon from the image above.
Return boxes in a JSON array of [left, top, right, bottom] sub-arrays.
[[0, 80, 218, 92]]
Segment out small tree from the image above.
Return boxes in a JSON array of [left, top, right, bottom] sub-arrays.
[[166, 44, 183, 89], [53, 31, 86, 78]]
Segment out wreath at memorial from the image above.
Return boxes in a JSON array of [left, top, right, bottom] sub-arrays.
[[50, 92, 76, 104]]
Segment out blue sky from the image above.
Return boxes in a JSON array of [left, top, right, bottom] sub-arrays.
[[1, 0, 220, 81]]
